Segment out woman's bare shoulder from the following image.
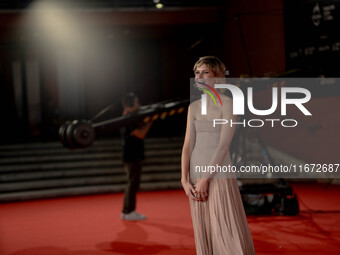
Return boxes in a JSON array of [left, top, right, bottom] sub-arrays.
[[189, 99, 201, 110]]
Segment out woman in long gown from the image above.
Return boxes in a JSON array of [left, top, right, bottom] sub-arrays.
[[181, 56, 256, 255]]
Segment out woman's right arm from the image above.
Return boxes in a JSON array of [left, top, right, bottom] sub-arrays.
[[181, 106, 199, 201]]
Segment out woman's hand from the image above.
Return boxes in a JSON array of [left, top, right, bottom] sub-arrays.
[[194, 178, 210, 202], [182, 179, 199, 201]]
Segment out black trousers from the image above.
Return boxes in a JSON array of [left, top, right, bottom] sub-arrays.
[[122, 160, 142, 214]]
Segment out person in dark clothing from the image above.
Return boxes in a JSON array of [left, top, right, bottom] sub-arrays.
[[120, 93, 153, 221]]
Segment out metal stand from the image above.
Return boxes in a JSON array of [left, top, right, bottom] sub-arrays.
[[228, 84, 297, 215]]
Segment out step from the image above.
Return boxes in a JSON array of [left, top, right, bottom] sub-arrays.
[[0, 137, 183, 151], [0, 164, 180, 182], [0, 142, 182, 157], [0, 142, 182, 158], [0, 137, 184, 202], [0, 149, 181, 165], [0, 155, 181, 172], [0, 172, 180, 193], [0, 181, 183, 203]]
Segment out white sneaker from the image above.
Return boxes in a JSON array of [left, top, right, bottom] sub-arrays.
[[121, 210, 146, 221]]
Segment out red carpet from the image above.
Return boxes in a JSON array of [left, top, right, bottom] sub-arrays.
[[0, 182, 339, 255]]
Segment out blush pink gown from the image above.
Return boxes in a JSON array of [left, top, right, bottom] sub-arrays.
[[189, 120, 256, 255]]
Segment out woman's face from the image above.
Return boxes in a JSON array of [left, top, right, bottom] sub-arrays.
[[194, 64, 216, 86]]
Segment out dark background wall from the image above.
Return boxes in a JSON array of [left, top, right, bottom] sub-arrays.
[[0, 0, 339, 162], [222, 0, 286, 77], [0, 5, 223, 141]]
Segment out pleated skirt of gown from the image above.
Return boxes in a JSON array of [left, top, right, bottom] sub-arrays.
[[189, 120, 256, 255]]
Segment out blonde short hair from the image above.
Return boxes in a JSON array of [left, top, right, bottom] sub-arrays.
[[193, 56, 226, 78]]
